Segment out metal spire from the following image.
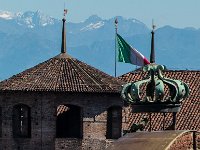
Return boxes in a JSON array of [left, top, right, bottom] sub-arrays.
[[61, 9, 68, 53], [114, 17, 118, 77], [150, 20, 156, 63]]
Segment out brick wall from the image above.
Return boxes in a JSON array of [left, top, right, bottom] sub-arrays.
[[0, 91, 122, 150], [55, 138, 115, 150], [55, 138, 82, 150]]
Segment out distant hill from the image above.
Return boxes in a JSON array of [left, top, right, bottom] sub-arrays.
[[0, 10, 199, 80]]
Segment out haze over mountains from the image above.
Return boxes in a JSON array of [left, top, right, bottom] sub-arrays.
[[0, 10, 199, 80]]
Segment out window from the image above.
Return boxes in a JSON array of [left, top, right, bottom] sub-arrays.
[[13, 104, 31, 138], [106, 106, 122, 139], [56, 104, 82, 138]]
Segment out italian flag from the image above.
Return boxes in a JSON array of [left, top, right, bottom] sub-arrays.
[[116, 34, 150, 66]]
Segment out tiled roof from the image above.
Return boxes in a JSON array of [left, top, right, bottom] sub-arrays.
[[57, 105, 69, 116], [0, 53, 123, 93], [119, 69, 200, 131]]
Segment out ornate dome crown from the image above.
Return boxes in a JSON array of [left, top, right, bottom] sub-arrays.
[[121, 64, 189, 104]]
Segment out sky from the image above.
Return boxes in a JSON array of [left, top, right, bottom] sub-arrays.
[[0, 0, 200, 28]]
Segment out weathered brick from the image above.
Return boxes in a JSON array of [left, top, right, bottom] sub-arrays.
[[0, 91, 123, 150]]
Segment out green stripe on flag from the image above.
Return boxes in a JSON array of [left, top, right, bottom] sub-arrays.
[[116, 34, 131, 63]]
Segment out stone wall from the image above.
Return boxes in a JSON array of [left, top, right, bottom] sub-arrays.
[[0, 91, 122, 150], [55, 138, 115, 150]]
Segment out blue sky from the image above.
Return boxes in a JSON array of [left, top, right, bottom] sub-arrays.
[[0, 0, 200, 28]]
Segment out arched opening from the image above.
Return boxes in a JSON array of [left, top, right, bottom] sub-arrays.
[[106, 106, 122, 139], [56, 104, 82, 138], [12, 104, 31, 138]]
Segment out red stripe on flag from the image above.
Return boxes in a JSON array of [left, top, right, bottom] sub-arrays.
[[144, 57, 150, 65]]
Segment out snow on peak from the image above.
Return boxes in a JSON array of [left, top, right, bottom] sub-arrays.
[[132, 19, 137, 23], [0, 11, 14, 20], [81, 21, 104, 31], [131, 18, 144, 25], [0, 10, 56, 28], [15, 10, 56, 28]]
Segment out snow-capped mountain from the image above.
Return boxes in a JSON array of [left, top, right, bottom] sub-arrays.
[[0, 10, 57, 28], [0, 11, 14, 20], [80, 21, 104, 31], [80, 15, 105, 31], [0, 10, 199, 80], [16, 11, 57, 28]]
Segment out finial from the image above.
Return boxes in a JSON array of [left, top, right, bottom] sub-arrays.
[[61, 9, 68, 53], [115, 17, 118, 25], [63, 9, 67, 18], [152, 19, 156, 31], [115, 17, 118, 33], [150, 19, 156, 63]]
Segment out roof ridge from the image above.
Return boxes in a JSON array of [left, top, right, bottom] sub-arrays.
[[119, 69, 200, 77], [70, 58, 102, 90]]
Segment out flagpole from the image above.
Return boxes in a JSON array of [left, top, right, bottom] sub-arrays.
[[114, 18, 118, 77]]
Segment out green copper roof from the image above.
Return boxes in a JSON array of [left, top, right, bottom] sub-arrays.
[[121, 64, 189, 104]]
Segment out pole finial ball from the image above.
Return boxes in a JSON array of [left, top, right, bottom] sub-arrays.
[[152, 24, 156, 30], [115, 18, 118, 24], [64, 9, 68, 16]]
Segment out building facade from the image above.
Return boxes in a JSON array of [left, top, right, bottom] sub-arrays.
[[0, 16, 124, 150]]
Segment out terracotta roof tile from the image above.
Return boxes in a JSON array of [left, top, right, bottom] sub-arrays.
[[119, 69, 200, 131], [0, 54, 124, 93]]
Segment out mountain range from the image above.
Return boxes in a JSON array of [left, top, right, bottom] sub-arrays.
[[0, 10, 199, 80]]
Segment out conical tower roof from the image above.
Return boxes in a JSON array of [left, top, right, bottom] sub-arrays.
[[0, 54, 123, 93]]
